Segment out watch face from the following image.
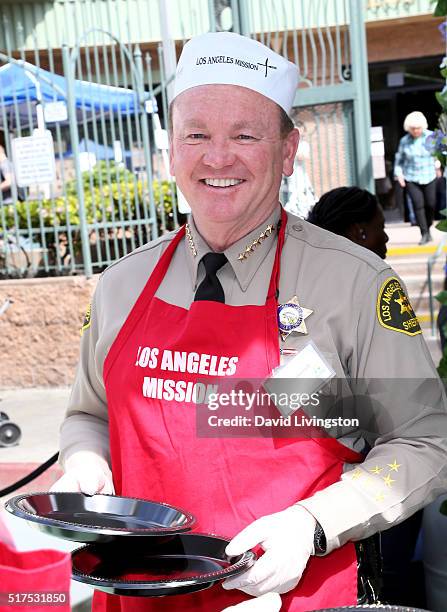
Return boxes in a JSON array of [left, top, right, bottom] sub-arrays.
[[314, 523, 327, 555]]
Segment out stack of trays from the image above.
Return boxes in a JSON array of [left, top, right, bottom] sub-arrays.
[[5, 492, 255, 597]]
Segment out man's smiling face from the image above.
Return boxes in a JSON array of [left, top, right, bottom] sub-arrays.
[[169, 84, 298, 228]]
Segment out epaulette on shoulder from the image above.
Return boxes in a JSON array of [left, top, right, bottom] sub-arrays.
[[100, 227, 181, 278]]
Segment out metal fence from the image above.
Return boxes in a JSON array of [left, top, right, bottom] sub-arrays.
[[0, 0, 193, 278], [0, 48, 172, 278], [0, 0, 409, 279]]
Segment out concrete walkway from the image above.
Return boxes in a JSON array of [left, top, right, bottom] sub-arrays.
[[0, 387, 69, 463], [0, 387, 68, 498], [386, 221, 447, 253]]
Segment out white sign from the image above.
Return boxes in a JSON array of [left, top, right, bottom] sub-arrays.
[[113, 140, 123, 163], [11, 132, 56, 187], [387, 72, 404, 88], [144, 99, 157, 114], [155, 128, 169, 150], [372, 156, 386, 180], [370, 126, 383, 142], [44, 101, 68, 123], [370, 126, 386, 180], [371, 141, 385, 157], [79, 152, 97, 172]]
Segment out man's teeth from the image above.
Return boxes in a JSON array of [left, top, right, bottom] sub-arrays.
[[203, 178, 244, 187]]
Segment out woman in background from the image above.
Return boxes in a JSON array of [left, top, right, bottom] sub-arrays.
[[394, 111, 436, 245], [307, 186, 389, 259]]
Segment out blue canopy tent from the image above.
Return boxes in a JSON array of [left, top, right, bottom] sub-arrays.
[[0, 61, 156, 131]]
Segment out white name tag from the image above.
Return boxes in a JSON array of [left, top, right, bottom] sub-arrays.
[[264, 341, 336, 417], [278, 342, 335, 379]]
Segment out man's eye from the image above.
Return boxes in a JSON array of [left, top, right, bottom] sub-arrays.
[[187, 133, 206, 140], [236, 134, 256, 140]]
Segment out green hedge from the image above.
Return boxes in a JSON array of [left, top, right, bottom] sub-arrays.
[[1, 161, 176, 232]]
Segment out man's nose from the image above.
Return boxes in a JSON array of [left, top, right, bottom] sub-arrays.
[[202, 139, 236, 168]]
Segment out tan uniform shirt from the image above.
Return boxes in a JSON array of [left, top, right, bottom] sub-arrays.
[[60, 208, 447, 554]]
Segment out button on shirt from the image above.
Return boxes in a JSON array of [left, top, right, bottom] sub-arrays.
[[394, 130, 436, 184], [60, 208, 447, 555]]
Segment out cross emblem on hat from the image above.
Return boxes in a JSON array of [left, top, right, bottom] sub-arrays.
[[258, 57, 277, 77]]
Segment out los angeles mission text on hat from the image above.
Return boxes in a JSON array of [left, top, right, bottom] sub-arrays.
[[196, 55, 259, 70]]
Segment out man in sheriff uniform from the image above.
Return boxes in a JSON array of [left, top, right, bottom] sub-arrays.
[[53, 33, 447, 611]]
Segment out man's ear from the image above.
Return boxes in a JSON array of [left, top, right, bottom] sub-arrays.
[[282, 128, 300, 177]]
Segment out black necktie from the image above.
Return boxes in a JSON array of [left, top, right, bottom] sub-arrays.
[[194, 253, 228, 303]]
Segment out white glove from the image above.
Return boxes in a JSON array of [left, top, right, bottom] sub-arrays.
[[222, 505, 316, 597], [221, 592, 282, 611], [50, 451, 115, 496]]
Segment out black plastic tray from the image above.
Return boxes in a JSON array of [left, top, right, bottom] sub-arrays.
[[5, 492, 195, 543], [71, 533, 256, 597]]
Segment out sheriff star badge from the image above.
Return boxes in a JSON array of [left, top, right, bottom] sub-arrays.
[[277, 296, 313, 341]]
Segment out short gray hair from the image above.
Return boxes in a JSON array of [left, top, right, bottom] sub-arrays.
[[403, 111, 428, 132], [279, 108, 295, 137]]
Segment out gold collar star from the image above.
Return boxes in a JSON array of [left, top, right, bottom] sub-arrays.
[[238, 224, 275, 261], [185, 223, 197, 257], [278, 296, 313, 340]]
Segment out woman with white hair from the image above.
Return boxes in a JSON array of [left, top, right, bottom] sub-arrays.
[[394, 111, 437, 244]]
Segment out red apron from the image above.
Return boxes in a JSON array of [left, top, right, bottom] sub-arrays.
[[0, 540, 71, 611], [96, 210, 362, 612]]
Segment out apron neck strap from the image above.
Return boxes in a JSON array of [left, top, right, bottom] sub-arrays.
[[267, 207, 288, 302], [143, 226, 186, 298]]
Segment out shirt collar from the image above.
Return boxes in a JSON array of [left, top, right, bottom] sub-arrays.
[[184, 207, 281, 291]]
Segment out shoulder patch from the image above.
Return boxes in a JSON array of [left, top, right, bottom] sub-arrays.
[[80, 303, 92, 335], [376, 277, 421, 336]]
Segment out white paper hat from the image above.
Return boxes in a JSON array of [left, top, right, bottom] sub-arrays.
[[173, 32, 298, 114]]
